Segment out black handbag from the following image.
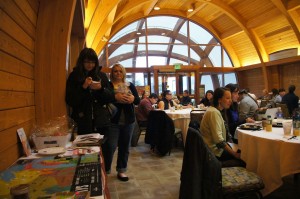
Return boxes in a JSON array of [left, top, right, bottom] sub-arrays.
[[107, 103, 118, 118], [93, 103, 112, 128]]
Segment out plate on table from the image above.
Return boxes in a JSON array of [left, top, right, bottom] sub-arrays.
[[38, 147, 66, 156], [239, 124, 261, 131]]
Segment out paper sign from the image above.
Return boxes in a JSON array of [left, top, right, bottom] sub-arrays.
[[17, 128, 32, 156]]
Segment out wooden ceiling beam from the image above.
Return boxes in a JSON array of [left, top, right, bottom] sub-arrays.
[[114, 0, 151, 23], [286, 0, 300, 11], [143, 0, 158, 16], [289, 10, 300, 32], [220, 26, 243, 40], [187, 2, 207, 18], [196, 0, 267, 63], [85, 0, 119, 47], [271, 0, 300, 43], [246, 8, 281, 29]]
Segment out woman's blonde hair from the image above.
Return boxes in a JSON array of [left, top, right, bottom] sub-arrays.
[[110, 63, 126, 82]]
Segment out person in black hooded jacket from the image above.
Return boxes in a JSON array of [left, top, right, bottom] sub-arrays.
[[65, 48, 116, 134]]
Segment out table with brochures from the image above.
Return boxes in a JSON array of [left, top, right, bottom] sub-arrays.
[[0, 141, 110, 199]]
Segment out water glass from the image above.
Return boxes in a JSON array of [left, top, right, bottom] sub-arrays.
[[282, 120, 292, 137]]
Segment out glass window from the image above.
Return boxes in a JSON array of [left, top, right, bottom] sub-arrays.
[[223, 49, 233, 67], [101, 15, 237, 94], [129, 73, 146, 86], [110, 21, 139, 42], [148, 56, 166, 67], [209, 46, 222, 67], [169, 58, 188, 65], [224, 73, 237, 85], [200, 75, 214, 92], [147, 16, 179, 31], [189, 21, 213, 44]]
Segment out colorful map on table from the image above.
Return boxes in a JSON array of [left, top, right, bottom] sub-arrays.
[[0, 156, 79, 198]]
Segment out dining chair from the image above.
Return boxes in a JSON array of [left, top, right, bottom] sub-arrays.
[[190, 110, 205, 127], [131, 119, 147, 147], [179, 127, 264, 199], [145, 110, 182, 156], [276, 103, 290, 118], [259, 100, 269, 108]]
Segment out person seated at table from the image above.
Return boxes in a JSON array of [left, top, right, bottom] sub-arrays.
[[136, 93, 158, 127], [238, 89, 258, 121], [157, 90, 178, 110], [141, 90, 149, 99], [282, 85, 299, 116], [265, 88, 280, 108], [258, 88, 270, 100], [225, 84, 255, 143], [276, 88, 286, 103], [199, 90, 214, 107], [173, 95, 181, 104], [180, 90, 192, 106], [245, 88, 257, 101], [200, 87, 246, 167]]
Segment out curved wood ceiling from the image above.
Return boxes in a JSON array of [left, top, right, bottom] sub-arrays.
[[83, 0, 300, 67]]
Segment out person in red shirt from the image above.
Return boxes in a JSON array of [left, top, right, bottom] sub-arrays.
[[136, 93, 159, 127]]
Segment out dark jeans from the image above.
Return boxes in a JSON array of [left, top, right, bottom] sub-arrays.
[[101, 123, 134, 173]]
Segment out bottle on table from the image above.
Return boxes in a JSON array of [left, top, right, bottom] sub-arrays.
[[276, 107, 283, 122], [266, 115, 272, 132], [292, 111, 300, 136]]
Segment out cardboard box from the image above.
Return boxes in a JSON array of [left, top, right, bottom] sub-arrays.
[[33, 133, 71, 149]]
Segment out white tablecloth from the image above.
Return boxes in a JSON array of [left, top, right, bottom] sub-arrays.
[[236, 127, 300, 196], [165, 108, 191, 144]]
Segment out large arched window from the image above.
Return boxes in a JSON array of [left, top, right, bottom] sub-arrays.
[[99, 16, 237, 91]]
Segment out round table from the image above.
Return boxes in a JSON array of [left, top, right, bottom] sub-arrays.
[[165, 108, 206, 144], [235, 126, 300, 196]]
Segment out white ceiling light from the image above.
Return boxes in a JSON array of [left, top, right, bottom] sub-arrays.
[[154, 6, 160, 10]]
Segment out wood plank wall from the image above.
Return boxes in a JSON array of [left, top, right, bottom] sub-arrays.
[[236, 67, 265, 97], [280, 62, 300, 94], [236, 61, 300, 98], [0, 0, 39, 171]]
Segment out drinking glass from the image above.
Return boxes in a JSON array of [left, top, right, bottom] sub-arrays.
[[282, 120, 292, 137]]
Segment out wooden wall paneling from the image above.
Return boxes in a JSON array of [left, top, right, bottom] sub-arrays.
[[236, 68, 264, 97], [35, 0, 76, 125], [0, 120, 33, 154], [0, 91, 35, 110], [0, 51, 34, 79], [281, 62, 300, 96], [13, 0, 37, 27], [1, 10, 35, 52], [0, 32, 34, 65], [0, 118, 34, 171], [0, 146, 21, 171], [0, 71, 34, 92], [0, 0, 36, 39], [0, 106, 35, 132], [0, 0, 38, 171], [26, 0, 40, 15], [267, 65, 280, 90]]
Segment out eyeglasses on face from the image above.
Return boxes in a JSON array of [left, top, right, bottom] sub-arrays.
[[83, 60, 96, 64]]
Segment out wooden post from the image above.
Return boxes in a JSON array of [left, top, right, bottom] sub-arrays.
[[35, 0, 76, 125]]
